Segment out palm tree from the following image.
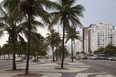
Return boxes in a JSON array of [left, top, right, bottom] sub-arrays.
[[56, 45, 69, 60], [30, 32, 45, 62], [0, 0, 22, 70], [65, 26, 81, 62], [46, 29, 55, 61], [54, 32, 61, 61], [46, 29, 61, 61], [49, 0, 84, 68], [19, 0, 57, 74], [0, 0, 42, 70]]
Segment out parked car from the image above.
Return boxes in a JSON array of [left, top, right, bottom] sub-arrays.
[[100, 56, 109, 60], [15, 57, 23, 62], [80, 56, 88, 60], [75, 55, 81, 60], [32, 57, 37, 61], [91, 56, 100, 60], [83, 56, 88, 60], [45, 55, 49, 59], [108, 57, 116, 61], [38, 55, 44, 58]]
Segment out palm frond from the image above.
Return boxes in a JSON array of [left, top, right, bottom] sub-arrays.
[[18, 34, 25, 43], [38, 0, 58, 10], [68, 15, 83, 28], [0, 6, 8, 18], [49, 13, 61, 28], [0, 30, 4, 37]]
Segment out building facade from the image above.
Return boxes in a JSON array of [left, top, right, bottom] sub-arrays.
[[75, 40, 83, 53], [82, 27, 89, 52], [83, 22, 116, 54], [115, 31, 116, 46]]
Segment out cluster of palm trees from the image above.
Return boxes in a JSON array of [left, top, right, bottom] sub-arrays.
[[0, 0, 84, 75]]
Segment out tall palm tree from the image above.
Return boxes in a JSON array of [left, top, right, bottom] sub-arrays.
[[55, 45, 69, 60], [49, 0, 84, 68], [54, 32, 61, 61], [65, 26, 81, 62], [30, 32, 45, 62], [19, 0, 57, 74], [46, 29, 55, 61], [0, 0, 42, 70], [0, 0, 22, 70], [46, 29, 61, 61]]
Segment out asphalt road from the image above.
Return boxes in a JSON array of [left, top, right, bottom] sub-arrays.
[[79, 60, 116, 76]]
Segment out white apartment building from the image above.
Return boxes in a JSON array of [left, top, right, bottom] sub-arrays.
[[75, 40, 83, 53], [84, 35, 89, 54], [88, 22, 116, 53], [114, 31, 116, 46], [66, 44, 71, 54]]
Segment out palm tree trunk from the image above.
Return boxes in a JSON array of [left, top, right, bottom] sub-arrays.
[[8, 54, 10, 60], [52, 49, 55, 61], [12, 35, 16, 70], [61, 17, 66, 68], [25, 14, 31, 74], [71, 40, 73, 62], [56, 53, 57, 61], [37, 55, 38, 62], [56, 46, 58, 61], [4, 54, 5, 60]]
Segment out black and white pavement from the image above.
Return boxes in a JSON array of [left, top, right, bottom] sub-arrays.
[[0, 59, 115, 77]]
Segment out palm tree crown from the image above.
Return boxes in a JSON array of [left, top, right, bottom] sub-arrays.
[[50, 0, 84, 68], [46, 29, 61, 61], [19, 0, 57, 74], [65, 26, 81, 43], [65, 26, 81, 62]]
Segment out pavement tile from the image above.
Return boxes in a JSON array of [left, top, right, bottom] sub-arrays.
[[0, 73, 19, 77], [0, 60, 115, 77], [41, 73, 62, 77]]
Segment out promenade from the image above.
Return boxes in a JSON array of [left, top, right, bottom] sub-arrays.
[[0, 59, 115, 77]]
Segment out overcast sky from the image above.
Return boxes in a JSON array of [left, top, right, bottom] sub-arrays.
[[77, 0, 116, 27], [0, 0, 116, 46]]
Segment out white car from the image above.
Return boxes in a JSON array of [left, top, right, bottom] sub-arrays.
[[109, 57, 116, 61]]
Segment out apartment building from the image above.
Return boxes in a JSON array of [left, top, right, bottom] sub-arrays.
[[115, 31, 116, 46], [75, 40, 83, 53], [82, 27, 89, 52], [83, 22, 116, 54]]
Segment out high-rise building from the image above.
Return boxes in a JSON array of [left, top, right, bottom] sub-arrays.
[[67, 44, 71, 54], [84, 34, 89, 54], [115, 31, 116, 46], [75, 40, 83, 53], [82, 27, 89, 51], [83, 22, 116, 54]]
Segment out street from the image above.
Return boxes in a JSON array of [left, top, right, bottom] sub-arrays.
[[79, 60, 116, 76], [0, 59, 116, 77]]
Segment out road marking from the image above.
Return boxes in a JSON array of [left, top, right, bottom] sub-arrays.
[[41, 73, 62, 77], [76, 73, 103, 77], [76, 73, 115, 77], [96, 74, 115, 77]]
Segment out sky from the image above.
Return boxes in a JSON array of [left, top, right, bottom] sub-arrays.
[[77, 0, 116, 27], [0, 0, 116, 46]]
